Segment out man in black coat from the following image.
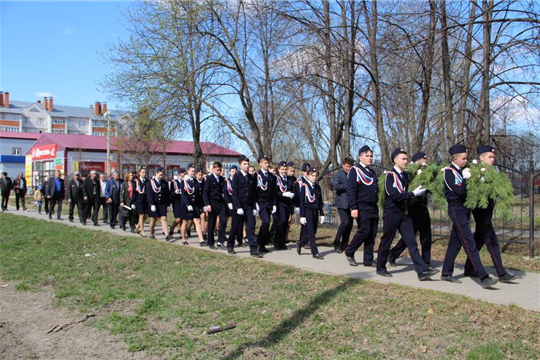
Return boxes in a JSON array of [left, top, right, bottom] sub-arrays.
[[255, 155, 277, 253], [105, 171, 123, 229], [82, 170, 101, 226], [47, 170, 65, 220], [14, 172, 27, 211], [1, 172, 13, 211], [332, 157, 355, 253], [67, 171, 85, 224]]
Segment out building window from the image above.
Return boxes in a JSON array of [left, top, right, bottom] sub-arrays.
[[37, 118, 45, 125], [0, 126, 19, 132], [52, 118, 65, 125], [23, 117, 29, 123], [94, 120, 106, 127], [93, 132, 105, 136], [12, 148, 21, 156], [0, 114, 20, 121], [79, 120, 86, 128], [52, 130, 65, 134]]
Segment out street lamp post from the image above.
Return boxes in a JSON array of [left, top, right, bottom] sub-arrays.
[[105, 111, 111, 175]]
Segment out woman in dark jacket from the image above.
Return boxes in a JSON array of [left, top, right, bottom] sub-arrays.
[[146, 166, 171, 240], [120, 171, 137, 232]]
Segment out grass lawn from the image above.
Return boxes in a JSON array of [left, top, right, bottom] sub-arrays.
[[0, 213, 539, 359]]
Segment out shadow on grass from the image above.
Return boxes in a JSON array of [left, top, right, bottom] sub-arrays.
[[221, 277, 357, 360]]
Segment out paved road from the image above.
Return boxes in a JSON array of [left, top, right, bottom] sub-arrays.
[[5, 209, 540, 311]]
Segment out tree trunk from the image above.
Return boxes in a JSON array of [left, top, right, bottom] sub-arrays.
[[440, 0, 455, 147]]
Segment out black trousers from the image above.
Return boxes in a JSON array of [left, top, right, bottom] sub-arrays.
[[345, 214, 377, 265], [207, 200, 227, 246], [333, 208, 353, 251], [108, 203, 119, 227], [1, 191, 10, 210], [230, 205, 257, 252], [377, 212, 428, 274], [269, 210, 279, 244], [69, 199, 85, 222], [15, 191, 26, 210], [49, 197, 63, 219], [121, 210, 137, 230], [275, 202, 291, 248], [464, 208, 507, 276], [299, 208, 320, 255], [257, 205, 272, 249], [44, 197, 50, 213], [442, 206, 488, 279], [84, 197, 100, 225], [99, 197, 108, 222], [227, 211, 244, 247], [390, 206, 432, 265]]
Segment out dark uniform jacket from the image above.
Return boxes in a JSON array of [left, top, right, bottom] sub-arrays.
[[82, 177, 100, 203], [232, 171, 256, 209], [255, 170, 276, 208], [443, 163, 467, 206], [383, 168, 414, 214], [146, 178, 170, 206], [47, 177, 65, 200], [299, 181, 324, 217], [347, 164, 378, 218], [203, 173, 225, 206], [67, 178, 84, 202]]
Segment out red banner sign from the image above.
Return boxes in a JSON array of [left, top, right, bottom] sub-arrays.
[[79, 161, 105, 172], [31, 144, 57, 160]]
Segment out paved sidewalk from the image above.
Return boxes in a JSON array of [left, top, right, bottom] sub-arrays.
[[6, 209, 540, 311]]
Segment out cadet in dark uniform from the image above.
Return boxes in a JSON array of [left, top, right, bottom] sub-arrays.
[[203, 161, 228, 250], [464, 145, 518, 283], [376, 149, 438, 280], [231, 155, 262, 257], [441, 144, 498, 288], [225, 165, 244, 247], [67, 171, 85, 224], [333, 157, 355, 253], [285, 161, 297, 243], [275, 161, 295, 250], [267, 163, 279, 246], [255, 155, 277, 253], [169, 172, 184, 241], [297, 167, 325, 259], [147, 166, 171, 240], [345, 146, 378, 267], [180, 164, 205, 245], [389, 152, 433, 268], [132, 167, 149, 237], [296, 163, 311, 248]]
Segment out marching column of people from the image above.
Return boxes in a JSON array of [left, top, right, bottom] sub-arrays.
[[6, 143, 519, 288]]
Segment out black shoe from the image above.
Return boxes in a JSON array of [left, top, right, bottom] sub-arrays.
[[251, 251, 263, 258], [346, 256, 358, 267], [427, 265, 436, 271], [303, 245, 310, 250], [296, 242, 301, 255], [104, 220, 109, 224], [418, 269, 439, 281], [120, 226, 126, 231], [165, 233, 174, 242], [388, 252, 397, 267], [227, 248, 236, 255], [130, 228, 136, 233], [481, 276, 499, 288], [335, 247, 343, 254], [209, 245, 217, 250], [499, 272, 518, 283], [69, 219, 74, 223], [440, 275, 462, 283], [363, 263, 375, 268], [313, 254, 324, 260], [148, 235, 156, 240], [260, 247, 270, 253], [82, 222, 86, 226], [376, 269, 393, 277], [199, 241, 207, 247], [48, 215, 52, 219], [463, 270, 479, 278], [110, 226, 116, 229], [285, 240, 290, 244], [217, 242, 225, 249], [57, 218, 62, 221], [94, 223, 100, 226]]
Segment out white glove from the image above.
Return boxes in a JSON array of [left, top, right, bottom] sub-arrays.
[[300, 217, 307, 225], [253, 209, 258, 216], [256, 203, 260, 212], [131, 204, 136, 210], [187, 205, 193, 212], [228, 203, 233, 210], [320, 216, 325, 224], [272, 205, 277, 214], [237, 208, 244, 216], [284, 191, 295, 199], [462, 168, 471, 179], [151, 205, 156, 212], [203, 206, 207, 212], [295, 207, 300, 215], [412, 186, 427, 197]]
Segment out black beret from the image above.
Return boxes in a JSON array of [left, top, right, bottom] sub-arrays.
[[477, 145, 495, 155], [156, 166, 164, 172], [278, 161, 287, 167], [307, 167, 317, 175], [238, 155, 249, 163], [412, 152, 427, 162], [449, 144, 467, 156], [358, 145, 372, 155], [287, 161, 295, 167], [187, 163, 195, 169], [391, 148, 407, 161], [257, 154, 269, 163], [230, 165, 238, 170], [195, 167, 202, 173], [179, 168, 186, 173], [302, 162, 311, 172]]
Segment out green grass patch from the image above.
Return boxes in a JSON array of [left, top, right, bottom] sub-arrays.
[[0, 212, 539, 359]]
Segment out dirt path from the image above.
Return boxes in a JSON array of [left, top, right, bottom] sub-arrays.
[[0, 280, 150, 360]]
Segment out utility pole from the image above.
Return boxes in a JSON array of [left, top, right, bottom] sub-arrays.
[[105, 111, 111, 175]]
